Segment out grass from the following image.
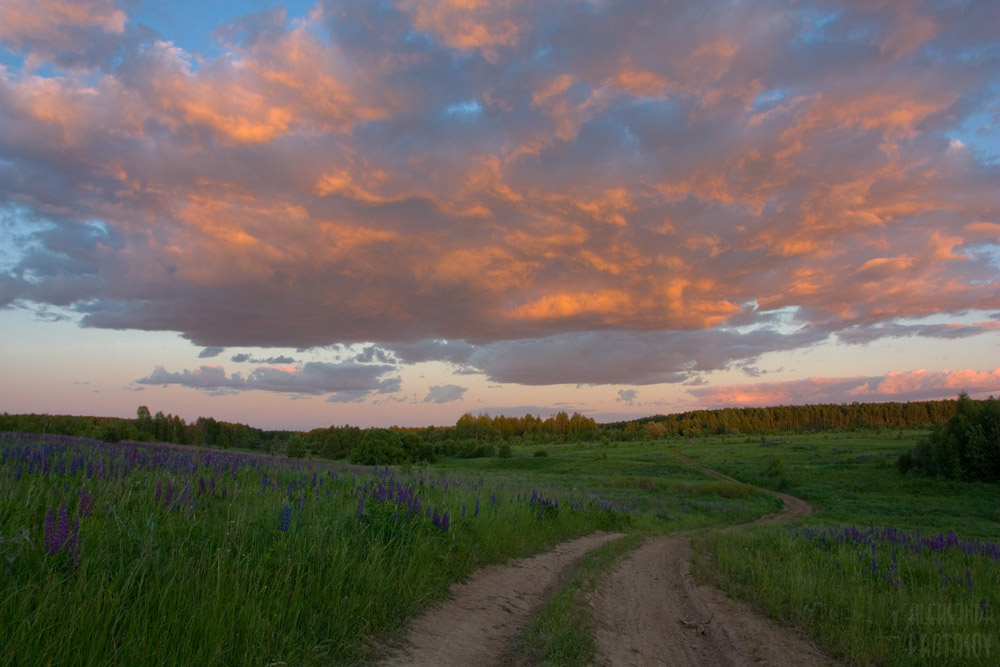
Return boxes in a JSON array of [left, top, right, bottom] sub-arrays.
[[6, 429, 995, 666], [0, 433, 767, 666], [519, 532, 645, 666], [677, 430, 999, 666]]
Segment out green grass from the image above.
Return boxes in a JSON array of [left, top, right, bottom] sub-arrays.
[[676, 431, 999, 666], [519, 533, 645, 666], [8, 429, 994, 666], [0, 433, 768, 666]]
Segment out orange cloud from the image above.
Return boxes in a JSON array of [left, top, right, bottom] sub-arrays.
[[400, 0, 520, 62]]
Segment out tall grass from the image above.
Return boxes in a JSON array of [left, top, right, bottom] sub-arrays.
[[1, 433, 774, 666], [699, 524, 998, 665], [0, 434, 631, 665]]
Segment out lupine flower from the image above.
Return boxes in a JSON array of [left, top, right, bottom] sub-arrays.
[[442, 511, 449, 532], [967, 569, 974, 595], [78, 489, 94, 518], [44, 508, 59, 555], [279, 503, 291, 532]]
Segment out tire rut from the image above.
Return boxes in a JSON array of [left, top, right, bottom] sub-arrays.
[[589, 452, 834, 667], [376, 531, 624, 667]]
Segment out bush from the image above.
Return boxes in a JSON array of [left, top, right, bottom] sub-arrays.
[[898, 394, 1000, 481], [285, 434, 308, 459], [349, 429, 406, 465], [497, 444, 513, 458], [533, 449, 549, 458]]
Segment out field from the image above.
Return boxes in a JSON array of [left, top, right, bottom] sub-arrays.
[[1, 430, 997, 665]]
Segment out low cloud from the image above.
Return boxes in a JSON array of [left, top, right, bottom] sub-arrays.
[[689, 368, 1000, 407], [199, 347, 225, 358], [423, 384, 468, 404], [136, 361, 399, 399], [616, 389, 638, 405], [230, 353, 297, 364]]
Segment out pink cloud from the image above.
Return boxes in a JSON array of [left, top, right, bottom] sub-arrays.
[[690, 368, 1000, 408], [1, 0, 999, 387]]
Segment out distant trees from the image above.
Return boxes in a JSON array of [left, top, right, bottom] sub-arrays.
[[898, 394, 1000, 481], [606, 399, 962, 436]]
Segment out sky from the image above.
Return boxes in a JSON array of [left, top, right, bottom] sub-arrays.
[[1, 0, 999, 430]]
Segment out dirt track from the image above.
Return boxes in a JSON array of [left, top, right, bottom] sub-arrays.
[[588, 452, 832, 666], [378, 455, 835, 666], [377, 531, 624, 667]]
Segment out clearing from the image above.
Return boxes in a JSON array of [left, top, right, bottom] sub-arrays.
[[378, 455, 836, 666]]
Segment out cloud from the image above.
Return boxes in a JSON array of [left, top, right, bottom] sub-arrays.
[[616, 389, 638, 405], [2, 0, 999, 388], [135, 361, 399, 398], [422, 384, 468, 404], [199, 347, 225, 358], [230, 353, 297, 364], [689, 367, 1000, 407]]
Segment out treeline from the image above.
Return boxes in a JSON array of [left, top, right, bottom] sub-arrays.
[[0, 407, 286, 452], [2, 398, 986, 465], [296, 410, 600, 462], [607, 399, 963, 437], [898, 394, 1000, 482]]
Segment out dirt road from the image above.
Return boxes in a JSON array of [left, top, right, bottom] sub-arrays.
[[377, 531, 624, 667], [588, 453, 832, 666], [379, 455, 835, 666]]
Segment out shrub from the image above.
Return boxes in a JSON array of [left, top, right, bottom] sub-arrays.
[[898, 394, 1000, 481]]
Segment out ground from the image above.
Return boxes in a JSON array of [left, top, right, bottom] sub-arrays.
[[377, 454, 838, 666]]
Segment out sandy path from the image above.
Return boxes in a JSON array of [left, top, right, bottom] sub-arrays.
[[589, 453, 833, 666], [377, 531, 624, 667]]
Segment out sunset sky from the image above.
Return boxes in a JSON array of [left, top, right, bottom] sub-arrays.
[[1, 0, 999, 430]]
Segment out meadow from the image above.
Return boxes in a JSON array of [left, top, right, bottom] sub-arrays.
[[0, 432, 767, 666], [1, 430, 996, 666], [681, 432, 999, 666]]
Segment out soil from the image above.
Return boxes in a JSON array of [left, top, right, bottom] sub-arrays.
[[588, 452, 831, 666], [376, 531, 624, 667], [378, 454, 837, 666]]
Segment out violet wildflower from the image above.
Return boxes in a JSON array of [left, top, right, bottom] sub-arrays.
[[442, 511, 449, 532], [78, 489, 94, 518], [474, 497, 480, 518], [44, 508, 59, 555], [279, 503, 291, 532]]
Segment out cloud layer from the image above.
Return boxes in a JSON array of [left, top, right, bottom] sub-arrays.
[[136, 361, 399, 401], [689, 367, 1000, 407], [2, 0, 999, 388]]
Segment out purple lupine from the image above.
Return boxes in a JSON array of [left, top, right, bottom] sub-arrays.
[[967, 569, 974, 595], [432, 508, 441, 528], [442, 511, 449, 532], [57, 502, 70, 548], [78, 489, 94, 518], [356, 494, 366, 520], [279, 503, 291, 531], [44, 508, 59, 555], [474, 497, 480, 518]]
